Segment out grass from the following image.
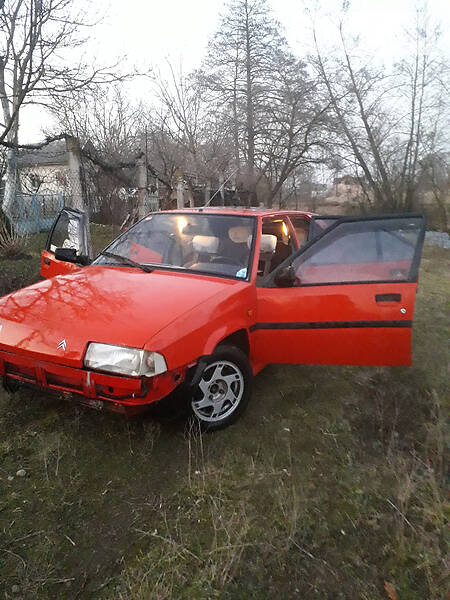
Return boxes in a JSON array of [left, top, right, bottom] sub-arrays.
[[0, 241, 448, 599], [0, 224, 118, 297]]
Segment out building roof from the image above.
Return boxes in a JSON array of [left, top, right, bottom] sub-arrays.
[[16, 140, 68, 168]]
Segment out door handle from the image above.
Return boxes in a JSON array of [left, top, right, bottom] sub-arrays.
[[43, 258, 51, 265], [376, 293, 401, 302]]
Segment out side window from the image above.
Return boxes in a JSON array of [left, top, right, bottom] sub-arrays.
[[308, 217, 339, 241], [291, 218, 423, 285], [48, 212, 82, 254], [289, 216, 310, 248], [259, 217, 296, 277]]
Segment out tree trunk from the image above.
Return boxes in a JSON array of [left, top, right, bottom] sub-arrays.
[[244, 0, 256, 207], [232, 45, 241, 173], [2, 149, 18, 217], [2, 113, 19, 218]]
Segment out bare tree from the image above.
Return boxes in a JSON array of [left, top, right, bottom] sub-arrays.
[[201, 0, 327, 206], [419, 151, 449, 231], [0, 0, 126, 215], [257, 49, 329, 206], [49, 87, 145, 222], [50, 87, 142, 162], [201, 0, 291, 204], [310, 2, 449, 212], [151, 62, 235, 205]]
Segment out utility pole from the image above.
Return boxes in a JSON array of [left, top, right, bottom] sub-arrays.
[[219, 174, 225, 203], [137, 153, 148, 219], [176, 179, 184, 209], [204, 180, 211, 205]]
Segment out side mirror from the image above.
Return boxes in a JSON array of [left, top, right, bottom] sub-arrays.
[[54, 247, 90, 266], [274, 265, 297, 288]]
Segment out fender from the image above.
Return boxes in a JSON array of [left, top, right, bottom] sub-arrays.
[[144, 282, 256, 371], [202, 319, 250, 356]]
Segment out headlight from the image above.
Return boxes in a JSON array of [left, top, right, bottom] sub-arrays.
[[84, 343, 167, 377]]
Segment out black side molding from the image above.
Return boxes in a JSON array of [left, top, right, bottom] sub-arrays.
[[249, 320, 412, 332]]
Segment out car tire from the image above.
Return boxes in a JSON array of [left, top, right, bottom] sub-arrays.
[[3, 378, 21, 394], [189, 345, 253, 432]]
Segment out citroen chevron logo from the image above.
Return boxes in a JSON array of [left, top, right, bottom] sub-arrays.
[[57, 339, 67, 352]]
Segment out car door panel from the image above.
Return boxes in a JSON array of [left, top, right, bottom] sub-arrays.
[[40, 208, 91, 279], [253, 281, 416, 365], [253, 214, 425, 367]]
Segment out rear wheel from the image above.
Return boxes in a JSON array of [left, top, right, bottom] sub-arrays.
[[190, 345, 252, 431], [3, 378, 21, 394]]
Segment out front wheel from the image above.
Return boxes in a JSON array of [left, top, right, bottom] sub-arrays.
[[190, 345, 253, 431]]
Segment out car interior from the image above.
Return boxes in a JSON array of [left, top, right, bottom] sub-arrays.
[[94, 213, 316, 281], [181, 223, 253, 276], [257, 217, 297, 278]]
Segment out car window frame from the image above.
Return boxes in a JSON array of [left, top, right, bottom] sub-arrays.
[[261, 213, 426, 288], [91, 211, 258, 283], [45, 207, 91, 259]]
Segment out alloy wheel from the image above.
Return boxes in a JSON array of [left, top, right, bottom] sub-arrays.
[[191, 360, 244, 423]]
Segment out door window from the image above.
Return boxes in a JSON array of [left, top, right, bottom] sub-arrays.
[[290, 217, 424, 285], [308, 216, 339, 241]]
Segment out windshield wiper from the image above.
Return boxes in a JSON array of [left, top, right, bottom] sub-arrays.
[[99, 251, 154, 273]]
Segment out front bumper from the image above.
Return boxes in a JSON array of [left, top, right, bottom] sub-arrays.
[[0, 349, 184, 414]]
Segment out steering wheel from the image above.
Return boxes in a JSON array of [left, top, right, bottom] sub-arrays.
[[210, 255, 242, 265]]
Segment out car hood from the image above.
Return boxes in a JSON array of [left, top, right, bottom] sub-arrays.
[[0, 266, 240, 367]]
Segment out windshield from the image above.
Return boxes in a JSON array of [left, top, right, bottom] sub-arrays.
[[94, 213, 256, 279]]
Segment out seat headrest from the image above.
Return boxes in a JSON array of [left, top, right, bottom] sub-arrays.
[[229, 225, 251, 244], [259, 234, 277, 254], [192, 235, 219, 253]]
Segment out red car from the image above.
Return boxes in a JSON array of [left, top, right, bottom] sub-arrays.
[[0, 207, 425, 430]]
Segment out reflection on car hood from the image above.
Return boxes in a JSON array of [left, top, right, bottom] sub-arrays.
[[0, 266, 240, 366]]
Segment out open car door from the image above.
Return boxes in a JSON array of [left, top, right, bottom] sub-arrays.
[[253, 214, 426, 366], [41, 208, 92, 279]]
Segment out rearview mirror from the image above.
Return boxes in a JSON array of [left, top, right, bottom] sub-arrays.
[[274, 265, 296, 288], [55, 247, 90, 266]]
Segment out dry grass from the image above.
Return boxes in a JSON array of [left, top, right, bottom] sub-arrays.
[[0, 243, 448, 599], [0, 223, 29, 259]]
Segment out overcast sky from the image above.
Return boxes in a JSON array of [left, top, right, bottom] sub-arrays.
[[20, 0, 450, 142]]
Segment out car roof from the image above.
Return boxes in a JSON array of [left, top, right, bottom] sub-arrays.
[[159, 207, 315, 218]]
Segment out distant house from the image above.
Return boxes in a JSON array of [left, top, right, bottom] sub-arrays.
[[7, 139, 71, 233], [333, 175, 362, 198], [16, 139, 69, 196]]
